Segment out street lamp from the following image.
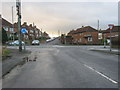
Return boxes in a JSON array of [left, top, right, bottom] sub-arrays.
[[108, 24, 114, 51]]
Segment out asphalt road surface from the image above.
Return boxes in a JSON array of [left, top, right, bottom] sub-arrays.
[[3, 40, 118, 88]]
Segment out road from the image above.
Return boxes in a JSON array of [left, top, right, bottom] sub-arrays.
[[3, 40, 118, 88]]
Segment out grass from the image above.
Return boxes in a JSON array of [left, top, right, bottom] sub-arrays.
[[2, 47, 11, 57]]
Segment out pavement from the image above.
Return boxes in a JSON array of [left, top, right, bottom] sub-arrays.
[[88, 46, 119, 55], [2, 48, 31, 77], [2, 45, 118, 88]]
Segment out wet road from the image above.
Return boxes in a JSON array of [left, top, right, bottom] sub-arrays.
[[3, 45, 118, 88]]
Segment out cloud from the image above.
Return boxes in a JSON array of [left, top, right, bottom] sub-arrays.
[[2, 2, 118, 36]]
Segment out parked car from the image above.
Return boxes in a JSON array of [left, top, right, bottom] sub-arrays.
[[8, 40, 25, 45], [8, 42, 15, 45], [32, 40, 40, 45], [14, 40, 25, 45]]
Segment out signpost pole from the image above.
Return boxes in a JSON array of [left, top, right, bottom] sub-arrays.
[[104, 34, 106, 48], [24, 34, 26, 51], [21, 28, 27, 51], [110, 30, 112, 51], [108, 24, 114, 52]]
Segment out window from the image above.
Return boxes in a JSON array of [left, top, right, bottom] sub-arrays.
[[79, 38, 81, 42], [10, 34, 12, 37], [30, 30, 33, 33], [3, 27, 8, 31], [10, 28, 14, 32], [98, 33, 102, 39], [88, 37, 92, 42], [79, 33, 83, 35]]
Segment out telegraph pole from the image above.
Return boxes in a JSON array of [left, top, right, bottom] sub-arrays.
[[97, 20, 99, 31], [58, 30, 60, 37], [16, 0, 22, 52]]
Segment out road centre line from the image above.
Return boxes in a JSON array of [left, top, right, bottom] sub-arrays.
[[84, 64, 118, 84]]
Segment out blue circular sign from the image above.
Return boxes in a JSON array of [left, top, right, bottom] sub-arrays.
[[21, 28, 27, 34]]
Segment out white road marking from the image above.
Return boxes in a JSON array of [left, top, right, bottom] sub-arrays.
[[84, 64, 118, 84], [54, 49, 60, 55], [0, 79, 2, 89]]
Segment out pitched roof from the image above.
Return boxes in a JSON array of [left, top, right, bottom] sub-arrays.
[[2, 18, 12, 27], [103, 26, 120, 33], [67, 30, 75, 35], [74, 26, 98, 34]]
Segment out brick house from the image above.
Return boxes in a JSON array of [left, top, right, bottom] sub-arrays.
[[102, 26, 119, 47], [66, 30, 75, 44], [2, 18, 13, 39], [42, 31, 50, 39], [21, 22, 42, 44], [2, 17, 49, 44], [33, 26, 40, 39], [67, 26, 99, 45], [102, 26, 119, 39]]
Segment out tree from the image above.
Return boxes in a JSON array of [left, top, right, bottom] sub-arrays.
[[2, 28, 8, 44]]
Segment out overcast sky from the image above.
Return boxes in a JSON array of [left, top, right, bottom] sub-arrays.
[[1, 0, 118, 37]]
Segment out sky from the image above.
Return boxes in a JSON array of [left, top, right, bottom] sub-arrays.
[[1, 0, 118, 37]]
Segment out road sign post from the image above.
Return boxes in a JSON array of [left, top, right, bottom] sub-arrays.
[[21, 28, 27, 51], [108, 24, 114, 52], [104, 34, 106, 48]]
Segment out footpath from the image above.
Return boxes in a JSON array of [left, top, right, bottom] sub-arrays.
[[2, 48, 31, 77], [89, 46, 119, 55]]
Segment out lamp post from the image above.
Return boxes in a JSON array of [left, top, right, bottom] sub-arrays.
[[108, 24, 114, 52]]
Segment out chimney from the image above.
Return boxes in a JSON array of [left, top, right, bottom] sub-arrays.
[[82, 26, 84, 28]]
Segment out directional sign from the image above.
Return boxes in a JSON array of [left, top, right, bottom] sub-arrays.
[[21, 28, 27, 34]]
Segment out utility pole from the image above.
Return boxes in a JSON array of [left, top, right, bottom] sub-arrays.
[[16, 0, 22, 52], [97, 20, 99, 31], [12, 6, 15, 43], [58, 30, 60, 37]]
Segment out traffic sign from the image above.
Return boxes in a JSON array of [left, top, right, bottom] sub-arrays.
[[108, 24, 114, 30], [21, 28, 27, 34]]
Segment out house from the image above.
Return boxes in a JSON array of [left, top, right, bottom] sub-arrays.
[[21, 22, 42, 44], [102, 26, 119, 39], [42, 31, 50, 39], [65, 30, 75, 44], [2, 18, 13, 39], [2, 17, 49, 44], [102, 26, 119, 47], [67, 26, 99, 45]]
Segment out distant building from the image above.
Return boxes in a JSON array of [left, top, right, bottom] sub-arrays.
[[102, 26, 119, 47], [21, 22, 42, 44], [42, 31, 50, 39], [102, 26, 119, 39], [1, 18, 49, 44], [67, 26, 99, 45]]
